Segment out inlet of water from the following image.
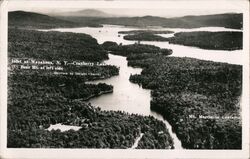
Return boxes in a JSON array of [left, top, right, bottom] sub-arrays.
[[87, 54, 184, 149]]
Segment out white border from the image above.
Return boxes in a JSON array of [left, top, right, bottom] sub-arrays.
[[0, 0, 249, 159]]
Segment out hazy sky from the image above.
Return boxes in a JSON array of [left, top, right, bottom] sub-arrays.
[[99, 8, 240, 17], [7, 0, 244, 18]]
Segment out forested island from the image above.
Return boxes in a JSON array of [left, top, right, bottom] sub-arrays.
[[123, 32, 169, 41], [101, 41, 173, 56], [168, 31, 243, 50], [118, 30, 172, 41]]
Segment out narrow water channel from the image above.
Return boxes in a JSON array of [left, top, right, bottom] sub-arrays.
[[87, 54, 183, 149]]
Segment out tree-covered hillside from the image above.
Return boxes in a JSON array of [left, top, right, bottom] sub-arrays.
[[8, 11, 81, 29], [8, 28, 108, 62]]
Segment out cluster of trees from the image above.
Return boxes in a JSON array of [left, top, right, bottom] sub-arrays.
[[8, 70, 174, 148], [118, 30, 173, 42], [137, 130, 173, 149], [168, 31, 243, 50], [9, 71, 113, 100], [126, 53, 158, 61], [128, 55, 242, 149], [101, 41, 172, 57], [8, 28, 108, 61], [123, 32, 169, 41]]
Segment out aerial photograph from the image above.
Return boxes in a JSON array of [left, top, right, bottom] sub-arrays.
[[7, 2, 244, 150]]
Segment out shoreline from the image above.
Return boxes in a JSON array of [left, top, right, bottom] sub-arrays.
[[80, 89, 114, 101]]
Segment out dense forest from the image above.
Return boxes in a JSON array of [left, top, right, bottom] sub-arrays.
[[8, 70, 173, 148], [123, 32, 169, 41], [8, 28, 108, 61], [127, 55, 242, 149], [168, 31, 243, 50], [9, 71, 114, 100], [118, 30, 172, 41]]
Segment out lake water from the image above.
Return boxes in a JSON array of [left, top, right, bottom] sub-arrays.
[[43, 25, 243, 149], [86, 54, 150, 114], [86, 53, 182, 149], [46, 25, 243, 65]]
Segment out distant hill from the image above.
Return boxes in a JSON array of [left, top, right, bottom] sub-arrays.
[[9, 11, 243, 29], [100, 13, 243, 29], [58, 13, 242, 29], [52, 9, 115, 17], [8, 11, 79, 29], [175, 13, 243, 29]]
